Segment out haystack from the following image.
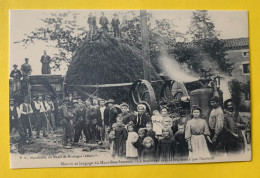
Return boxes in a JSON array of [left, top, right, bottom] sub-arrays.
[[66, 33, 160, 103]]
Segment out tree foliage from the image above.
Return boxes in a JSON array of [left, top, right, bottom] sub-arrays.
[[15, 10, 233, 76]]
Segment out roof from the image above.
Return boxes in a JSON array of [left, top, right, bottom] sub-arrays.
[[222, 37, 249, 50]]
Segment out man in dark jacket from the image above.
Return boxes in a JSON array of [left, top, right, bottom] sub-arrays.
[[73, 98, 87, 143], [223, 100, 246, 154], [84, 99, 92, 143], [10, 98, 26, 142], [40, 50, 52, 74], [111, 13, 120, 37], [97, 99, 110, 142], [99, 12, 109, 33]]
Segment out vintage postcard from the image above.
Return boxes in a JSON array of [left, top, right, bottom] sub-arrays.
[[9, 10, 251, 169]]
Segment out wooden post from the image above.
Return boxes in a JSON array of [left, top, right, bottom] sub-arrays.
[[140, 10, 151, 82]]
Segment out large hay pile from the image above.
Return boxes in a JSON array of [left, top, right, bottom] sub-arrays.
[[66, 33, 160, 102]]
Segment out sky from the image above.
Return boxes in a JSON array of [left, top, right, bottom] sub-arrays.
[[9, 10, 249, 75]]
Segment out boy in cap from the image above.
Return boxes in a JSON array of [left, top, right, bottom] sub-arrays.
[[119, 102, 134, 125], [107, 99, 118, 128]]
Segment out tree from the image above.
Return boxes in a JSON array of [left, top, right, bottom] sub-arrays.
[[171, 10, 234, 76], [188, 10, 218, 41], [14, 11, 86, 71]]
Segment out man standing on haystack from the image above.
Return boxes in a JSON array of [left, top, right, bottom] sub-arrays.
[[87, 12, 97, 41], [111, 13, 120, 37], [40, 50, 52, 74], [99, 12, 109, 33]]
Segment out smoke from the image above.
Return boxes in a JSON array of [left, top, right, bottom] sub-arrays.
[[159, 54, 231, 101], [159, 55, 199, 82]]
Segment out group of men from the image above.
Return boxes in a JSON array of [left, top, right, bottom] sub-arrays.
[[10, 58, 32, 96], [208, 96, 250, 154], [10, 50, 52, 97], [9, 94, 59, 141], [87, 12, 121, 40]]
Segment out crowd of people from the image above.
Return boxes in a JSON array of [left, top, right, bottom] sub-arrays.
[[9, 89, 251, 162]]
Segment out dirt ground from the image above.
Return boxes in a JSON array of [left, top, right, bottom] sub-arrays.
[[10, 128, 111, 158]]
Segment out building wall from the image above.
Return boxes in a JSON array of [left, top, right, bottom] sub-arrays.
[[226, 48, 250, 84]]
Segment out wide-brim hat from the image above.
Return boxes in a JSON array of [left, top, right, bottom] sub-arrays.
[[45, 95, 51, 98], [120, 102, 129, 108], [9, 98, 15, 102], [106, 99, 115, 104], [13, 64, 18, 67]]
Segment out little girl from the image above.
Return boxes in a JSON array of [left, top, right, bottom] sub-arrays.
[[141, 136, 156, 161], [109, 123, 118, 157], [151, 110, 163, 137], [126, 124, 139, 160], [157, 127, 175, 162], [133, 128, 146, 158]]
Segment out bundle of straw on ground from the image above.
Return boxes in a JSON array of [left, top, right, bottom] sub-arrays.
[[66, 33, 160, 103]]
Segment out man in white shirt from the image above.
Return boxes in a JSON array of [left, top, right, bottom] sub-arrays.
[[98, 99, 109, 142], [44, 95, 56, 131], [34, 95, 47, 138], [19, 97, 33, 138]]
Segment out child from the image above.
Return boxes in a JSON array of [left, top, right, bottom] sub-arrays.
[[146, 122, 158, 148], [133, 128, 146, 158], [126, 124, 139, 160], [151, 110, 163, 137], [173, 124, 189, 159], [120, 103, 134, 125], [141, 136, 156, 161], [157, 127, 175, 162], [109, 123, 117, 157], [114, 117, 128, 157]]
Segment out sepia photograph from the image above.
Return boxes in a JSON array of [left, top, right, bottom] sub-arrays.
[[9, 9, 251, 168]]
